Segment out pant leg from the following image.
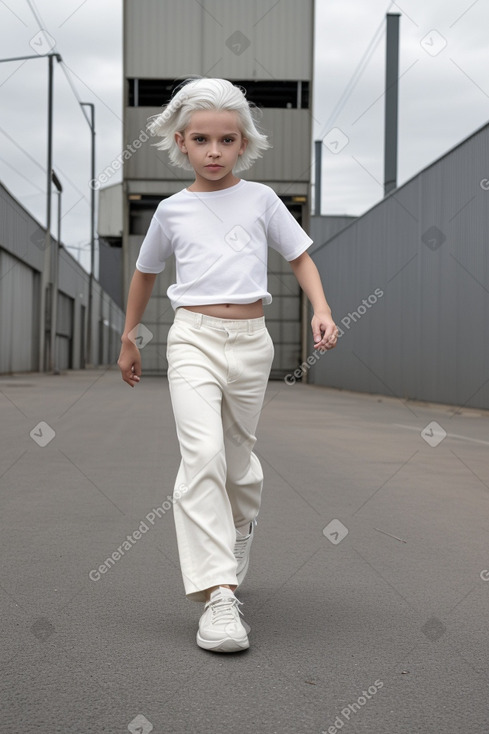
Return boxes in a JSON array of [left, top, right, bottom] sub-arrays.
[[167, 318, 237, 602], [167, 312, 274, 602], [222, 327, 274, 528]]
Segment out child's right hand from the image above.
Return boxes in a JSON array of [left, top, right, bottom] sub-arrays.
[[117, 339, 142, 387]]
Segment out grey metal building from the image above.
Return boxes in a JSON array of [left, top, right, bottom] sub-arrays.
[[98, 183, 124, 310], [121, 0, 315, 376], [0, 182, 124, 374], [306, 122, 489, 410]]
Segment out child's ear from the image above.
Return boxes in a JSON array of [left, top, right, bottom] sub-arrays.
[[175, 131, 187, 153], [239, 136, 248, 156]]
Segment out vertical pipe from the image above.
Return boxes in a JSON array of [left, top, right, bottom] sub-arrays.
[[90, 105, 95, 282], [301, 197, 312, 381], [50, 187, 61, 374], [384, 13, 400, 196], [88, 104, 95, 364], [314, 139, 322, 216], [40, 54, 54, 371], [81, 102, 96, 365]]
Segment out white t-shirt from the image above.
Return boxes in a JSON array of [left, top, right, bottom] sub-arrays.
[[135, 179, 312, 310]]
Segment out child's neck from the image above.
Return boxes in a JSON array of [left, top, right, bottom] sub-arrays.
[[187, 173, 241, 193]]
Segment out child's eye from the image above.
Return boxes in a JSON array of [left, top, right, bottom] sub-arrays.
[[223, 138, 235, 144], [193, 136, 206, 143]]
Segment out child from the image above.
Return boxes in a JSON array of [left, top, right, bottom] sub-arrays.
[[117, 77, 338, 653]]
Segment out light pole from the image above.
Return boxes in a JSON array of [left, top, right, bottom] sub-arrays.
[[384, 13, 401, 196], [50, 170, 62, 374], [0, 52, 62, 371], [80, 102, 95, 365], [314, 139, 322, 216]]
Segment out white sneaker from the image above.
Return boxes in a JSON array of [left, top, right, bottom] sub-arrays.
[[197, 587, 250, 653], [234, 520, 255, 586]]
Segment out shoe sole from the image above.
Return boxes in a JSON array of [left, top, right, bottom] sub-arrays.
[[196, 632, 249, 653], [242, 620, 251, 635]]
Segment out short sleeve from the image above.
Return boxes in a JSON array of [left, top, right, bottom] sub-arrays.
[[267, 197, 313, 261], [135, 214, 173, 274]]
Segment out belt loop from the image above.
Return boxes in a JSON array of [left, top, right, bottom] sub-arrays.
[[196, 313, 203, 329], [248, 319, 253, 335]]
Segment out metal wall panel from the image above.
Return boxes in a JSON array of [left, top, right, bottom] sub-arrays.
[[0, 250, 36, 373], [98, 183, 123, 238], [306, 124, 489, 410], [309, 215, 357, 254], [201, 0, 313, 80], [125, 0, 312, 79], [0, 184, 125, 374], [124, 0, 203, 79], [99, 238, 123, 309], [56, 291, 74, 370], [0, 184, 44, 274]]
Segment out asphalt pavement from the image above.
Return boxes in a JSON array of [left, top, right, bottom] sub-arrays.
[[1, 367, 488, 734]]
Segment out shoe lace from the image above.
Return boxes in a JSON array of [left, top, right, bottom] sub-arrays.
[[210, 594, 244, 624]]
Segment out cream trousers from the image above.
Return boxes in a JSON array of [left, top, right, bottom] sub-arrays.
[[166, 307, 274, 602]]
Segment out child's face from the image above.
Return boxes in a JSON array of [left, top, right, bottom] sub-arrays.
[[175, 110, 248, 190]]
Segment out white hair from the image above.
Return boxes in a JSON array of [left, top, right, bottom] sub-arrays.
[[147, 77, 271, 172]]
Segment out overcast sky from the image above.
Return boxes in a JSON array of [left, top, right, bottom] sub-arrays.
[[0, 0, 488, 270]]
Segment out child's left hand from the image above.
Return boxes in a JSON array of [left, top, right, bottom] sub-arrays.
[[312, 312, 339, 350]]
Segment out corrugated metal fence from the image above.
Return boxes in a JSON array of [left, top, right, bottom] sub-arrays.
[[0, 183, 125, 374], [304, 123, 489, 410]]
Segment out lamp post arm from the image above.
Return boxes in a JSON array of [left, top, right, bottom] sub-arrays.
[[0, 53, 62, 64]]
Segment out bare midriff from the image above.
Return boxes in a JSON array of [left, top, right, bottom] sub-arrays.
[[181, 299, 264, 319]]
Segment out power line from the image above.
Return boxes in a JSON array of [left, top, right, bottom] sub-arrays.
[[61, 59, 121, 123], [318, 23, 384, 138], [3, 5, 92, 202], [0, 154, 44, 192], [58, 61, 91, 124], [24, 0, 96, 128], [0, 126, 89, 205], [0, 124, 45, 172], [55, 164, 89, 201], [0, 59, 28, 91], [318, 18, 384, 138], [25, 0, 49, 38], [318, 1, 397, 139]]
